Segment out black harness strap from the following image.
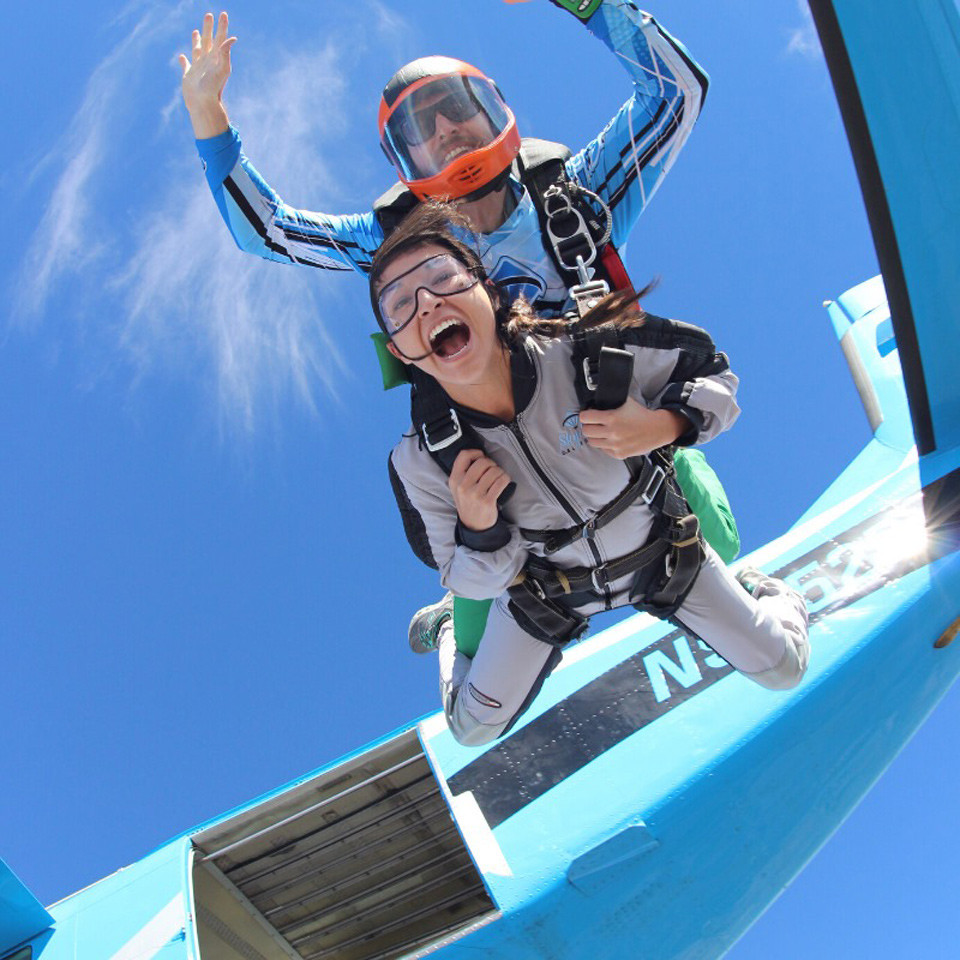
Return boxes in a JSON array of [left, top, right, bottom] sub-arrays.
[[372, 181, 421, 238], [409, 367, 516, 504], [570, 323, 633, 409], [635, 513, 703, 617], [507, 577, 589, 648], [522, 452, 667, 555], [511, 322, 706, 638], [522, 536, 673, 599]]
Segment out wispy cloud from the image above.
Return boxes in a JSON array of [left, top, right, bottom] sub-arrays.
[[786, 2, 822, 60], [17, 1, 406, 434]]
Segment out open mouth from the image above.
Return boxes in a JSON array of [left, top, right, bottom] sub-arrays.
[[441, 143, 475, 166], [429, 319, 471, 360]]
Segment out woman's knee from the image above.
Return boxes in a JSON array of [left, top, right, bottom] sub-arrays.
[[742, 628, 810, 690], [445, 685, 514, 745]]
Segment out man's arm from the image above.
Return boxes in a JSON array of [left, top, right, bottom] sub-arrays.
[[197, 128, 384, 273], [558, 2, 710, 247], [181, 12, 384, 275]]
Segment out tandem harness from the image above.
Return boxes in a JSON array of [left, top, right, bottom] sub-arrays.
[[373, 137, 631, 295], [406, 293, 705, 651], [385, 138, 704, 646], [505, 298, 705, 649]]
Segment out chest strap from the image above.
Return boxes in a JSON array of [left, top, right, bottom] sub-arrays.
[[521, 451, 668, 555]]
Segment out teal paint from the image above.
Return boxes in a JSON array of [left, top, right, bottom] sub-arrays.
[[0, 859, 52, 955], [644, 637, 703, 702], [827, 0, 960, 453]]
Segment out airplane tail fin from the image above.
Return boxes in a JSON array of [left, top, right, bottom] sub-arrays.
[[826, 274, 913, 454]]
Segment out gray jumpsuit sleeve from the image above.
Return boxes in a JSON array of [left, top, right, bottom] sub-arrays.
[[387, 440, 529, 602]]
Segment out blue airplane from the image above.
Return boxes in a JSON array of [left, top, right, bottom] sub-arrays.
[[4, 1, 960, 957]]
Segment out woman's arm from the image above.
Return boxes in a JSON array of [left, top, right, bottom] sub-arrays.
[[581, 315, 739, 456], [388, 444, 528, 601], [580, 401, 690, 458], [631, 315, 740, 443]]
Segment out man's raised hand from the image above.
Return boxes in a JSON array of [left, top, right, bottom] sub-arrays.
[[179, 11, 236, 139]]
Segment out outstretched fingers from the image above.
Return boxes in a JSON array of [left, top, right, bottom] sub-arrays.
[[213, 10, 230, 46], [200, 11, 215, 52], [186, 12, 233, 64]]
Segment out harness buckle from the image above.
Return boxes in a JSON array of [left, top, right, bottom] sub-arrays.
[[543, 184, 598, 275], [582, 357, 599, 393], [591, 564, 610, 594], [421, 408, 463, 453], [579, 517, 597, 542], [570, 277, 611, 318], [640, 463, 667, 505], [528, 576, 547, 601]]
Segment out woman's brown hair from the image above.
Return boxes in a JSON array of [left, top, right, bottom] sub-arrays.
[[369, 199, 653, 343]]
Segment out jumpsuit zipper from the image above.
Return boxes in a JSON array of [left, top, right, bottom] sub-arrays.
[[506, 415, 613, 609]]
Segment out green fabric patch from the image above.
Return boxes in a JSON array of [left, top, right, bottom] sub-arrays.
[[453, 597, 492, 658], [371, 332, 411, 391], [673, 448, 741, 563], [551, 0, 603, 20]]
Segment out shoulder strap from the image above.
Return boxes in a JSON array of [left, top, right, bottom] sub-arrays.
[[373, 182, 419, 237], [409, 368, 516, 502], [517, 137, 572, 192], [570, 324, 634, 410], [517, 138, 620, 290]]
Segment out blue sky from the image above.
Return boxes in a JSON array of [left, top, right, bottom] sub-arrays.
[[3, 0, 958, 956]]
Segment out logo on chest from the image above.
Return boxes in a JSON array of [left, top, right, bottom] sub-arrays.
[[487, 256, 547, 305], [560, 408, 586, 456]]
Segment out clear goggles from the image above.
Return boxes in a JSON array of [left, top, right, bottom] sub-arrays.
[[381, 76, 511, 179], [377, 253, 480, 335]]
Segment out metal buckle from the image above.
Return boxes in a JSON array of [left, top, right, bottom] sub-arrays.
[[570, 276, 610, 318], [590, 565, 610, 594], [527, 576, 547, 601], [582, 357, 599, 393], [579, 517, 597, 542], [421, 409, 462, 452], [543, 185, 598, 274], [640, 463, 667, 505]]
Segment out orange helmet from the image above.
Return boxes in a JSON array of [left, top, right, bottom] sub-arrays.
[[378, 56, 521, 201]]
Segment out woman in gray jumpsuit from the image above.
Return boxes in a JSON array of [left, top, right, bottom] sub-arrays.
[[375, 204, 810, 747]]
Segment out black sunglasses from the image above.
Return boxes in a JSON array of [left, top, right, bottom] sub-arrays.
[[398, 87, 482, 146]]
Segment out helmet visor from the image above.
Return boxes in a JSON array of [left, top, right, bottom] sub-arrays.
[[382, 76, 511, 180], [377, 253, 480, 335]]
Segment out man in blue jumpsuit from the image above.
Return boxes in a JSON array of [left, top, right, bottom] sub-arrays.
[[180, 1, 732, 650]]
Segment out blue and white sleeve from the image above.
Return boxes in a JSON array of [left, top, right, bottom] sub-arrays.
[[196, 126, 384, 275], [560, 1, 710, 247]]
